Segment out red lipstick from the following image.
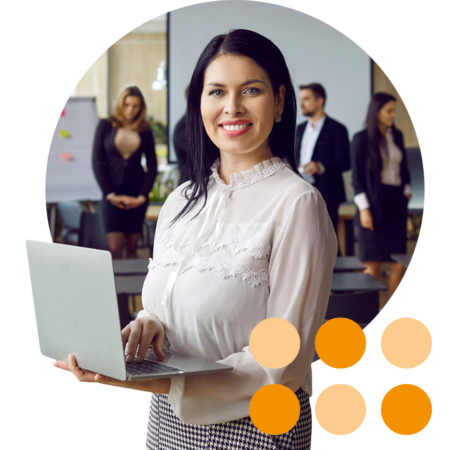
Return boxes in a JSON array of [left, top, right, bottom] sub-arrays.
[[219, 120, 253, 137]]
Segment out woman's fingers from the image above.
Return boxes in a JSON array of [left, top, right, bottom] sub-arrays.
[[122, 324, 132, 350], [136, 324, 156, 362], [126, 321, 144, 363], [68, 354, 85, 380], [123, 317, 166, 363], [53, 360, 70, 371], [111, 200, 124, 209], [68, 354, 97, 382], [152, 331, 166, 361]]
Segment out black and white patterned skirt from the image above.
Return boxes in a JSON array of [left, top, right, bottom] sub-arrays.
[[146, 388, 312, 450]]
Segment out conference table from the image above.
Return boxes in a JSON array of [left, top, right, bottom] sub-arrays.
[[146, 205, 163, 221], [114, 256, 366, 276], [333, 256, 365, 272], [114, 275, 146, 329], [115, 272, 386, 296], [331, 272, 386, 293], [391, 254, 413, 268], [115, 275, 147, 295], [113, 259, 149, 276]]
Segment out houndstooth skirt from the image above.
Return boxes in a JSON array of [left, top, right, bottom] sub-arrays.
[[146, 388, 312, 450]]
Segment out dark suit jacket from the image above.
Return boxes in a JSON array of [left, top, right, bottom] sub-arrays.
[[294, 116, 350, 207], [92, 118, 158, 197], [351, 127, 411, 226], [173, 114, 189, 186]]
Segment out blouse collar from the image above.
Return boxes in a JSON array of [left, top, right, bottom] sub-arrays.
[[210, 157, 288, 192]]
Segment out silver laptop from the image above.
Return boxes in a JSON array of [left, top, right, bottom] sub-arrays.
[[26, 240, 233, 381]]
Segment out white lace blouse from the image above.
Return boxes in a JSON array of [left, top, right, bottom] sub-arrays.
[[138, 157, 337, 425]]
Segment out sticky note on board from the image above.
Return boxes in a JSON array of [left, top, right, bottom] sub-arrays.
[[61, 152, 73, 161], [61, 109, 66, 117], [59, 129, 70, 138]]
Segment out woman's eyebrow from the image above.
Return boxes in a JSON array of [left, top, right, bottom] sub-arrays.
[[205, 79, 265, 87]]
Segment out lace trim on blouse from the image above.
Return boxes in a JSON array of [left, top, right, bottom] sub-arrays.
[[150, 227, 272, 287], [182, 259, 269, 287], [149, 157, 287, 287], [157, 231, 271, 259], [211, 157, 288, 191]]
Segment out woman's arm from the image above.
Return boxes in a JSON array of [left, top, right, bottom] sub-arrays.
[[319, 123, 351, 174], [166, 190, 337, 425], [351, 133, 370, 209], [351, 132, 368, 197], [138, 129, 158, 198], [351, 132, 375, 229], [396, 129, 412, 187], [92, 119, 115, 196]]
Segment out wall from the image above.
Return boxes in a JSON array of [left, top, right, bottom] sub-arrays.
[[169, 0, 371, 166], [75, 52, 108, 118], [108, 32, 167, 122]]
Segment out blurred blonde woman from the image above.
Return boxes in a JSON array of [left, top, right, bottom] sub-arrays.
[[92, 86, 158, 258]]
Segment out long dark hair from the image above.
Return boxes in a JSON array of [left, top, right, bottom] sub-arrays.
[[365, 92, 397, 171], [172, 29, 298, 224]]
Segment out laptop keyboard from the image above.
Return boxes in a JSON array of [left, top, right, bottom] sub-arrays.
[[126, 358, 185, 376]]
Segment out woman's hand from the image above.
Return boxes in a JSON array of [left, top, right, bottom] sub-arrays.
[[360, 208, 374, 231], [53, 315, 169, 392], [405, 193, 412, 200], [122, 316, 166, 363], [53, 354, 171, 393], [121, 195, 147, 210], [53, 354, 98, 382], [303, 161, 322, 175], [108, 194, 127, 209]]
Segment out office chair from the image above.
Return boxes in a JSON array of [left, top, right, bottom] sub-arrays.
[[78, 211, 109, 251], [144, 220, 157, 256], [57, 201, 83, 245]]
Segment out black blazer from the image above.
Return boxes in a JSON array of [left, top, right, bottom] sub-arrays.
[[351, 127, 411, 226], [92, 119, 158, 197], [294, 116, 350, 207], [173, 114, 189, 186]]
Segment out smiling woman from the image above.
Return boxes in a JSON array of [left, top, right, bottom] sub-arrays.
[[201, 55, 285, 165], [55, 29, 337, 450]]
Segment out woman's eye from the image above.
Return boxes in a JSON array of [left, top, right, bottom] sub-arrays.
[[209, 90, 224, 97], [244, 87, 260, 95]]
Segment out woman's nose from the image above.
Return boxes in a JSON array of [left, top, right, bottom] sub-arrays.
[[224, 93, 244, 116]]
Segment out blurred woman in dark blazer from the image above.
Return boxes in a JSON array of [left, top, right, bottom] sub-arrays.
[[351, 92, 412, 297], [92, 86, 158, 259]]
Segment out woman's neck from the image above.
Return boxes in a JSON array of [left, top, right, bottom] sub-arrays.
[[378, 122, 388, 136], [218, 146, 274, 185], [122, 118, 136, 129]]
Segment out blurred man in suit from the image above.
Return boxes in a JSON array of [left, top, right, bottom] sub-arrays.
[[173, 85, 190, 186], [295, 83, 350, 253]]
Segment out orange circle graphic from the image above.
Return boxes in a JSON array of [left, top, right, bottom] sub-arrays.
[[249, 318, 300, 369], [249, 384, 300, 435]]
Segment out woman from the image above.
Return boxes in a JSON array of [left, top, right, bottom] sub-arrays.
[[351, 92, 412, 297], [92, 86, 158, 259], [55, 30, 337, 449]]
